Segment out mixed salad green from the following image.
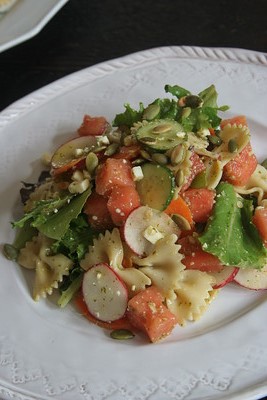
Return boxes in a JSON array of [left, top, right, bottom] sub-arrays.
[[4, 84, 267, 342]]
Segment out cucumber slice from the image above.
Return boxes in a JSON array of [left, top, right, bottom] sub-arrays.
[[136, 119, 185, 151], [136, 163, 175, 211]]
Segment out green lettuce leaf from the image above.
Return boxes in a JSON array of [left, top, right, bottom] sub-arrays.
[[113, 102, 144, 127], [199, 182, 267, 268], [13, 196, 72, 229], [164, 84, 191, 98], [38, 188, 91, 240], [51, 214, 95, 261]]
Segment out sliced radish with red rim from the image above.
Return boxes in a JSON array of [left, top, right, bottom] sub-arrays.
[[124, 205, 180, 256], [82, 263, 128, 322], [210, 266, 239, 289], [234, 266, 267, 290]]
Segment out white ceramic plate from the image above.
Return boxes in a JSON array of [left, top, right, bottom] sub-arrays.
[[0, 0, 69, 53], [0, 46, 267, 400]]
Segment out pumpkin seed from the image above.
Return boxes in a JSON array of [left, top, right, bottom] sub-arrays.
[[110, 329, 135, 340], [3, 243, 19, 261], [104, 143, 119, 156], [172, 214, 191, 231], [139, 136, 157, 144], [175, 170, 184, 187], [170, 144, 186, 166], [85, 152, 99, 174], [132, 158, 146, 166], [152, 124, 172, 134], [208, 135, 222, 146], [228, 139, 238, 153], [107, 129, 122, 144], [140, 149, 152, 160], [151, 153, 168, 165], [143, 104, 160, 121]]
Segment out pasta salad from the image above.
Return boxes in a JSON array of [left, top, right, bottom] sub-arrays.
[[4, 84, 267, 343]]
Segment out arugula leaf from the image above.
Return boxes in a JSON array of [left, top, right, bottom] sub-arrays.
[[13, 196, 72, 229], [51, 214, 95, 261], [38, 188, 91, 240], [164, 84, 191, 98], [113, 102, 144, 127], [153, 98, 179, 120], [13, 219, 38, 250], [198, 84, 218, 108], [199, 182, 267, 268]]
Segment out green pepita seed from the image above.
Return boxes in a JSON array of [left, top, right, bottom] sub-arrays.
[[228, 139, 238, 153], [175, 170, 184, 187], [132, 158, 146, 166], [140, 149, 152, 160], [93, 146, 107, 153], [107, 129, 122, 144], [152, 124, 172, 134], [208, 135, 222, 146], [170, 144, 186, 166], [104, 143, 119, 156], [143, 104, 160, 121], [110, 329, 135, 340], [172, 214, 191, 231], [139, 136, 157, 144], [3, 244, 19, 261], [261, 158, 267, 170], [86, 152, 99, 174], [151, 153, 168, 165]]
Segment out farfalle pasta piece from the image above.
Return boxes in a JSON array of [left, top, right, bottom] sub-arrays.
[[80, 228, 123, 270], [18, 234, 73, 301], [244, 164, 267, 193], [187, 131, 209, 150], [18, 235, 40, 269], [135, 234, 185, 299], [234, 164, 267, 205], [134, 235, 216, 325], [166, 270, 216, 326], [81, 228, 151, 297], [214, 123, 250, 165]]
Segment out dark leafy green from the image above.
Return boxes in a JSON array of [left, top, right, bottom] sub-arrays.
[[164, 84, 190, 98], [51, 214, 95, 262], [38, 188, 91, 240], [199, 182, 267, 268], [113, 84, 229, 133], [113, 102, 144, 127], [13, 196, 73, 229]]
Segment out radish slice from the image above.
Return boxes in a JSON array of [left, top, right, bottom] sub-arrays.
[[234, 265, 267, 290], [210, 266, 239, 289], [124, 205, 180, 256], [82, 263, 128, 322], [51, 136, 97, 169]]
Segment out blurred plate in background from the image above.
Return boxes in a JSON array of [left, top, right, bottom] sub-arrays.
[[0, 0, 69, 53]]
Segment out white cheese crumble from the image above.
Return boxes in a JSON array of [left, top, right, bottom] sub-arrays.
[[143, 225, 164, 244], [132, 166, 144, 181]]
